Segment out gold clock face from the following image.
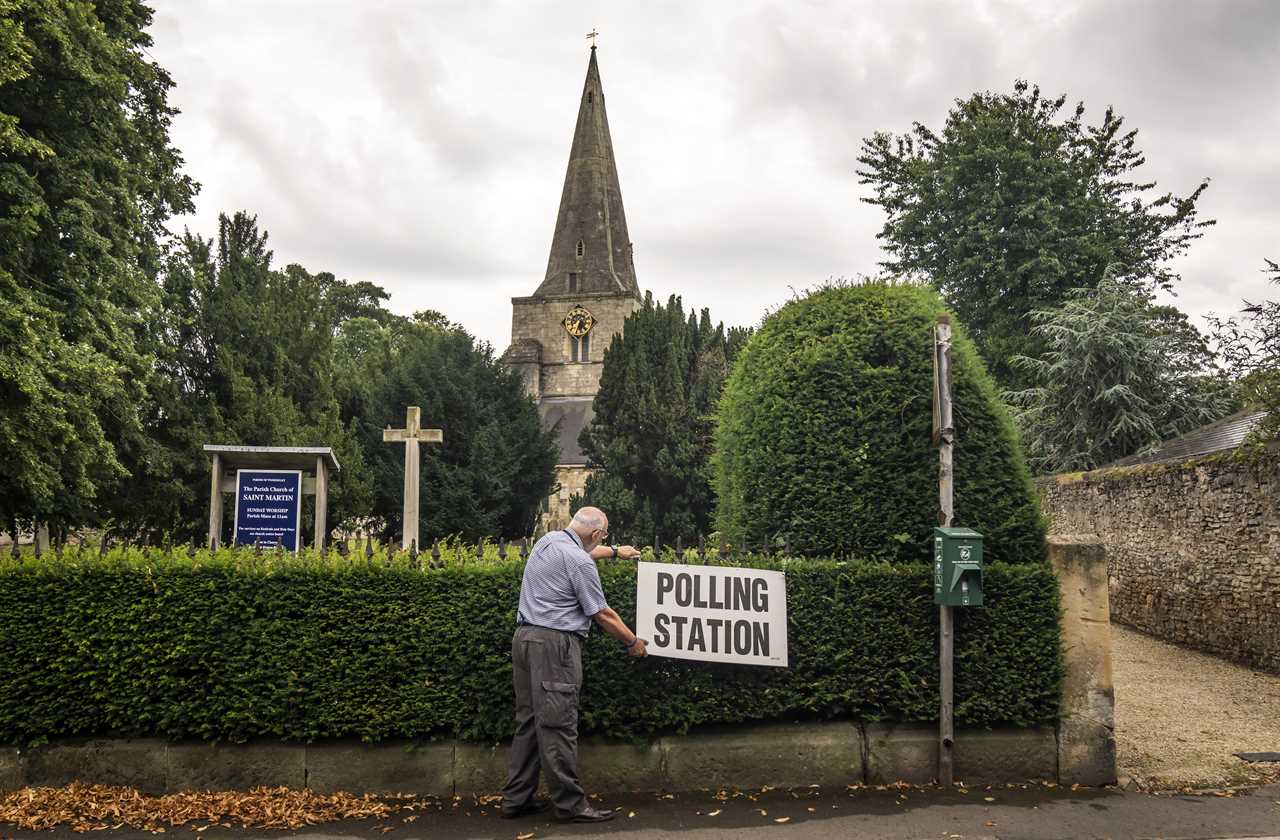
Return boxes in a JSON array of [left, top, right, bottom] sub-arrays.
[[563, 305, 595, 337]]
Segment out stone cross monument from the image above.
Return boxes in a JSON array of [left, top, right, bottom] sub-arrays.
[[383, 406, 443, 550]]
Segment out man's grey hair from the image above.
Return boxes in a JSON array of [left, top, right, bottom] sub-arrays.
[[571, 508, 606, 531]]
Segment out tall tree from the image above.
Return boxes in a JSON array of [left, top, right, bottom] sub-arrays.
[[0, 0, 195, 536], [1207, 259, 1280, 444], [108, 212, 378, 540], [335, 312, 558, 543], [576, 294, 745, 543], [858, 80, 1212, 387], [1006, 273, 1234, 473]]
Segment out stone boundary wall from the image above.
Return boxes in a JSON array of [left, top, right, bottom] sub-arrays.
[[1037, 453, 1280, 673]]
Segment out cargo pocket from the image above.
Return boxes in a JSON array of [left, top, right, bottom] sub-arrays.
[[538, 680, 579, 731]]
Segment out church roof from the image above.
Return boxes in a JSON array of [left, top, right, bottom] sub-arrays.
[[539, 397, 595, 466], [532, 47, 639, 299]]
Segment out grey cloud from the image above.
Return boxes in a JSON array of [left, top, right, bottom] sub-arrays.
[[151, 0, 1280, 353]]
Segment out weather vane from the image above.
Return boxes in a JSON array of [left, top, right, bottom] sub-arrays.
[[586, 28, 599, 47]]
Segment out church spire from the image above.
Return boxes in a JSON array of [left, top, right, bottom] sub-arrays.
[[533, 46, 639, 298]]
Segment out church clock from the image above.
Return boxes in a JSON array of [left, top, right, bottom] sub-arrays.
[[562, 305, 595, 337]]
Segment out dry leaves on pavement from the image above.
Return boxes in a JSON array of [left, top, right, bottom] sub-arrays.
[[0, 783, 398, 833]]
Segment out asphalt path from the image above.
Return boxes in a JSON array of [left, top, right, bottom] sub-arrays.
[[3, 784, 1278, 840]]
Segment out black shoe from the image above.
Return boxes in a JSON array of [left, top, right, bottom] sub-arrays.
[[500, 799, 550, 819], [556, 806, 616, 823]]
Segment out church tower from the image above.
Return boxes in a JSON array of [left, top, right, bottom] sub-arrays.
[[507, 46, 642, 527]]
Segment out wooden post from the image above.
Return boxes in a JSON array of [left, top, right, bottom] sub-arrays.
[[313, 455, 329, 550], [934, 316, 956, 787], [207, 452, 223, 550], [383, 406, 444, 551]]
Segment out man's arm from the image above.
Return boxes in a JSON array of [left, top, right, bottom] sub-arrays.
[[593, 607, 648, 657], [589, 545, 641, 561]]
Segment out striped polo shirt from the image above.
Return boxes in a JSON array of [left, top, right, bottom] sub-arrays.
[[516, 529, 608, 637]]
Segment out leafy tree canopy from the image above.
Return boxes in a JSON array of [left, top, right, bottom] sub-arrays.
[[575, 294, 747, 543], [714, 280, 1045, 562], [1006, 272, 1235, 473], [858, 80, 1212, 387], [0, 0, 196, 535], [336, 311, 558, 544]]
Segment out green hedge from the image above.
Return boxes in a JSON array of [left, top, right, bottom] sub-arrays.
[[0, 547, 1062, 745], [714, 280, 1046, 561]]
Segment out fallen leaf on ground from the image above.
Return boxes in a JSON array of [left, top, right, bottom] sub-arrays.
[[627, 811, 636, 818], [774, 816, 790, 824], [707, 809, 721, 816], [983, 796, 995, 802], [0, 784, 398, 832], [516, 832, 535, 840]]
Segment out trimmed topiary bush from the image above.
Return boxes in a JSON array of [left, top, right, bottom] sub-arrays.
[[714, 280, 1045, 561]]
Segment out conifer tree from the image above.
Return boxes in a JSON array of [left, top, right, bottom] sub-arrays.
[[336, 312, 558, 543], [576, 294, 745, 542], [1007, 272, 1234, 472]]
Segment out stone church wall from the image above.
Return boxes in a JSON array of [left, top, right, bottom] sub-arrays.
[[1036, 453, 1280, 672], [545, 465, 591, 530]]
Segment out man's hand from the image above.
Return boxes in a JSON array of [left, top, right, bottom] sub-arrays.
[[616, 545, 641, 561], [628, 638, 648, 657]]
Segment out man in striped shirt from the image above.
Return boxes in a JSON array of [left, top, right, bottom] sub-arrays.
[[500, 506, 645, 823]]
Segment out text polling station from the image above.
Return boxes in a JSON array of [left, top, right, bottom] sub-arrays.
[[635, 562, 787, 667]]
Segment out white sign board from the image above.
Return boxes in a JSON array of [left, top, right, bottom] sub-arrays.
[[635, 562, 787, 668]]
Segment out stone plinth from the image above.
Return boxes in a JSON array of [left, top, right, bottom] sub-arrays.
[[1051, 534, 1118, 786]]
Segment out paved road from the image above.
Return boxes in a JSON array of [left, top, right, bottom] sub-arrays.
[[4, 784, 1278, 840]]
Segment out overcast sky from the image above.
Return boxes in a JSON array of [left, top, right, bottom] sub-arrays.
[[149, 0, 1279, 352]]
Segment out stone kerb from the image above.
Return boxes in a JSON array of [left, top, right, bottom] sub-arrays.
[[5, 723, 1077, 796]]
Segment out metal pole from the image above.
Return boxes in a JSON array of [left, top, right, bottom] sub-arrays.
[[935, 316, 955, 788]]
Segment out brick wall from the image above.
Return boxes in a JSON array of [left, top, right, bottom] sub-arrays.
[[1036, 453, 1280, 672]]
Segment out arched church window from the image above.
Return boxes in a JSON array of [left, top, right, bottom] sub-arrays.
[[570, 333, 591, 363], [576, 239, 584, 258], [568, 272, 578, 292]]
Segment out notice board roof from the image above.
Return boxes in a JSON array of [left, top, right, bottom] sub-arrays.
[[203, 445, 341, 472]]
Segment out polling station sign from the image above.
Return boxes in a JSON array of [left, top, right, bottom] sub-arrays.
[[636, 562, 787, 667], [233, 469, 302, 551]]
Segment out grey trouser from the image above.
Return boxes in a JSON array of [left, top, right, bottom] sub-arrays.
[[502, 624, 587, 817]]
